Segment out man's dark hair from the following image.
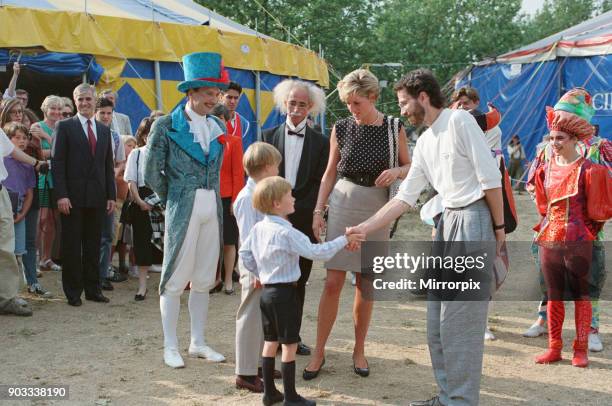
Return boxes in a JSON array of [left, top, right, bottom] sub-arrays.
[[15, 89, 28, 96], [96, 97, 114, 110], [227, 81, 242, 94], [394, 69, 445, 109], [451, 86, 480, 103]]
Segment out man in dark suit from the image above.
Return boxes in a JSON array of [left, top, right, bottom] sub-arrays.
[[52, 84, 116, 306], [262, 79, 328, 355]]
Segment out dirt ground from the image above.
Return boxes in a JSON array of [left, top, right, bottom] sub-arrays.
[[2, 193, 611, 405]]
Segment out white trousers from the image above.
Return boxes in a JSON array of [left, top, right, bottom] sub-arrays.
[[163, 189, 220, 296]]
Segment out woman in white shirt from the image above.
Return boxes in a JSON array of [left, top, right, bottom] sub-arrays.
[[124, 117, 157, 301]]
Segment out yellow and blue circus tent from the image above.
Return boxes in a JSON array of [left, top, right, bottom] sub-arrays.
[[0, 1, 329, 147]]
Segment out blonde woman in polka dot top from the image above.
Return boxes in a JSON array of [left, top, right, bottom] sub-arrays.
[[303, 69, 411, 379]]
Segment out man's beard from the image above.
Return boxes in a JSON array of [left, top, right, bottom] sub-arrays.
[[407, 103, 425, 126]]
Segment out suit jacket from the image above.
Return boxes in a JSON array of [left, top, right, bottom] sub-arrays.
[[112, 112, 132, 135], [51, 116, 116, 208], [262, 124, 329, 211]]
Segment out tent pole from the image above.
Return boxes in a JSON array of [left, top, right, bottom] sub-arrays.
[[154, 61, 163, 111], [82, 72, 87, 84], [255, 71, 262, 141]]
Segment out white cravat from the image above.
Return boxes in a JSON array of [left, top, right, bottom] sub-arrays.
[[284, 117, 307, 188], [185, 104, 223, 155]]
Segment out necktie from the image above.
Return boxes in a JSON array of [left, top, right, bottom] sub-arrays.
[[288, 129, 304, 137], [87, 119, 97, 156]]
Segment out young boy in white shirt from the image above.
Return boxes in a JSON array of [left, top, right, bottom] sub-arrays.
[[234, 142, 282, 392], [240, 176, 364, 406]]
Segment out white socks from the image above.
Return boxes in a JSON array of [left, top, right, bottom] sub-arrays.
[[160, 294, 181, 350], [188, 290, 209, 348]]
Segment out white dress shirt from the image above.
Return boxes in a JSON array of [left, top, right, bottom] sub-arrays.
[[240, 215, 348, 285], [284, 117, 307, 188], [233, 177, 264, 245], [185, 104, 224, 155], [0, 129, 15, 183], [124, 147, 148, 187], [76, 112, 97, 140], [395, 109, 501, 209]]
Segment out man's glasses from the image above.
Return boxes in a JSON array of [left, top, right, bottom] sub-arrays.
[[62, 112, 72, 118]]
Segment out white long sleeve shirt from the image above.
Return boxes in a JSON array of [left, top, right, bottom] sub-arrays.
[[395, 109, 501, 209], [240, 215, 348, 284], [233, 177, 263, 245]]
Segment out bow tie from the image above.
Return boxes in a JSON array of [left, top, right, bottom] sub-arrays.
[[288, 130, 304, 137]]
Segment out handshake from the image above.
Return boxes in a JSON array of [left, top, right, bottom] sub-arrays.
[[344, 224, 367, 252]]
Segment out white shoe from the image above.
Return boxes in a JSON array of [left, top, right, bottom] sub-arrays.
[[163, 348, 185, 368], [188, 345, 225, 362], [150, 264, 162, 273], [523, 322, 546, 338], [484, 326, 496, 341], [589, 330, 604, 352]]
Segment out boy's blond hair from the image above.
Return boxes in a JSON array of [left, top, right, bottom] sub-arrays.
[[243, 142, 281, 177], [121, 135, 138, 146], [252, 176, 292, 214]]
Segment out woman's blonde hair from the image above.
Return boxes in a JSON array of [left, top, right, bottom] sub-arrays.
[[40, 95, 64, 116], [243, 142, 282, 177], [337, 69, 380, 103], [252, 176, 292, 214]]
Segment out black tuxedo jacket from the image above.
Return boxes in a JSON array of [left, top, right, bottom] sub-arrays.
[[51, 115, 116, 208], [262, 123, 329, 211]]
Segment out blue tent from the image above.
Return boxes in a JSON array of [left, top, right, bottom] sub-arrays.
[[456, 11, 612, 159]]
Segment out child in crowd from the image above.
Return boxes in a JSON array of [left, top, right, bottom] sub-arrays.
[[234, 142, 282, 393], [116, 135, 138, 276], [240, 176, 364, 406], [1, 123, 50, 297]]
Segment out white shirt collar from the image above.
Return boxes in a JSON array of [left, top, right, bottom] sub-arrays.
[[264, 214, 292, 227], [77, 112, 94, 125], [286, 117, 308, 133]]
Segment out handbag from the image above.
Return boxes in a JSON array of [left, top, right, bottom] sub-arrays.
[[119, 150, 141, 225], [387, 116, 402, 200]]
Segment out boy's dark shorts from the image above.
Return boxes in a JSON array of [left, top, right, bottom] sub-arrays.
[[260, 283, 301, 344]]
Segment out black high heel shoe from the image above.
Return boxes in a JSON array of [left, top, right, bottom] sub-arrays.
[[209, 281, 223, 294], [135, 289, 147, 301], [302, 358, 325, 380], [353, 358, 370, 377]]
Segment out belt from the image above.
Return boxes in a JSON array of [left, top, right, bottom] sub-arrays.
[[339, 173, 377, 187], [263, 282, 297, 288], [445, 197, 485, 211]]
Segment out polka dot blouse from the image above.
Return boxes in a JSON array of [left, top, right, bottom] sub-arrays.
[[335, 116, 403, 178]]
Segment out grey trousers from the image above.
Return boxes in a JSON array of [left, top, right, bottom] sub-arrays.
[[235, 264, 264, 375], [428, 199, 493, 406], [0, 187, 20, 310]]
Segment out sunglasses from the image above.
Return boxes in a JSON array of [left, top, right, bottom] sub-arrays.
[[61, 112, 72, 118]]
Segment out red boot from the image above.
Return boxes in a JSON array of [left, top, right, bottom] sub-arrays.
[[572, 300, 592, 368], [535, 301, 564, 364]]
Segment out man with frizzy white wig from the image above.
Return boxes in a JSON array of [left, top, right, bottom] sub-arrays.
[[262, 79, 328, 356]]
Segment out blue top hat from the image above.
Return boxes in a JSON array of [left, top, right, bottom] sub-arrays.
[[177, 52, 230, 93]]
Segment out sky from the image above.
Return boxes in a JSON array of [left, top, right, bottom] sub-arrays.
[[521, 0, 546, 15]]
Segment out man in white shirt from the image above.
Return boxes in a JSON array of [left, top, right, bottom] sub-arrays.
[[349, 69, 505, 406], [261, 79, 328, 356], [100, 89, 132, 135], [0, 128, 47, 316], [95, 97, 128, 289]]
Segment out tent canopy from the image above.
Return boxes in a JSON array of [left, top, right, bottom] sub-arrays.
[[457, 11, 612, 160], [0, 2, 329, 147]]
